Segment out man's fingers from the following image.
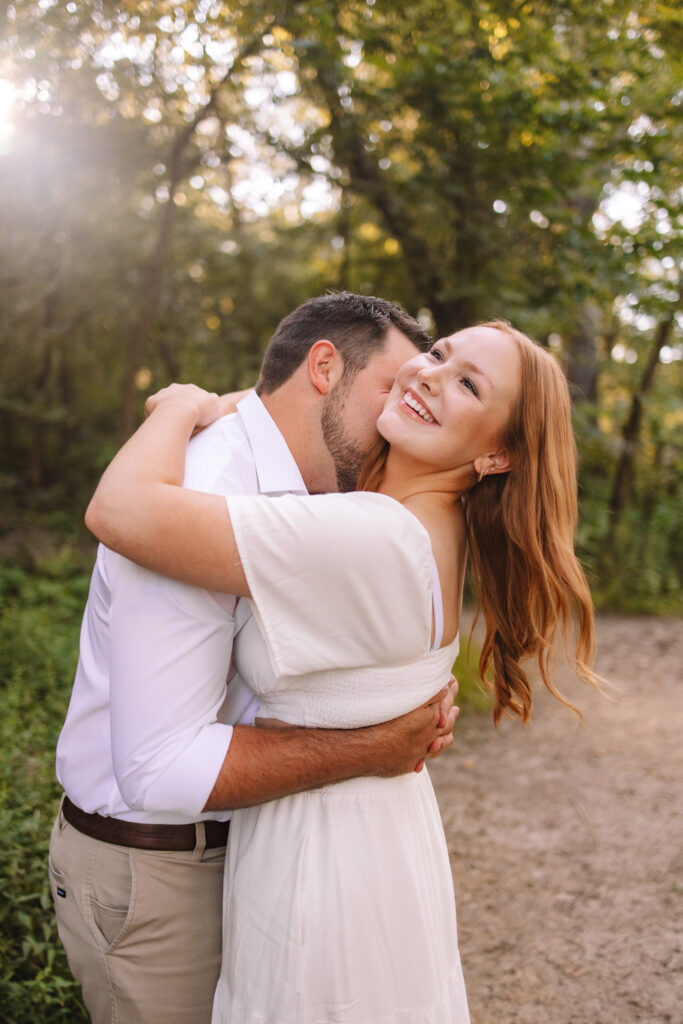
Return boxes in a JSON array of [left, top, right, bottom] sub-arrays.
[[434, 703, 458, 732], [437, 688, 454, 728], [426, 685, 450, 708], [378, 686, 459, 777], [426, 735, 448, 758], [425, 705, 459, 759]]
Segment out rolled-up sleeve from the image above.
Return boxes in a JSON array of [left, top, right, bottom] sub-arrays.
[[108, 556, 236, 816]]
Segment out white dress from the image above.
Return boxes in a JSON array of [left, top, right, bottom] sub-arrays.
[[212, 492, 470, 1024]]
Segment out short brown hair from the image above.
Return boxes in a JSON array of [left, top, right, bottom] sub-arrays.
[[256, 292, 430, 394]]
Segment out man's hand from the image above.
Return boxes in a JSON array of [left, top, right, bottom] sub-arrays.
[[370, 678, 459, 778], [426, 675, 459, 761]]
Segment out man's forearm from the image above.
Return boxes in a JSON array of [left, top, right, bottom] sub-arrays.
[[203, 689, 456, 811], [204, 724, 384, 810]]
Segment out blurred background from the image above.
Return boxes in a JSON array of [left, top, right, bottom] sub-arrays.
[[0, 2, 681, 1020]]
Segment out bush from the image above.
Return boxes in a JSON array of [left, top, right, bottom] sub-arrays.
[[0, 555, 89, 1023]]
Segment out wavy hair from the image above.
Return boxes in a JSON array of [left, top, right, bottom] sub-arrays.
[[357, 320, 599, 724]]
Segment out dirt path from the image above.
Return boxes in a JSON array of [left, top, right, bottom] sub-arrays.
[[430, 615, 683, 1024]]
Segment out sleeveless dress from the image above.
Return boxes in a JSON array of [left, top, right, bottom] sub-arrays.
[[212, 492, 470, 1024]]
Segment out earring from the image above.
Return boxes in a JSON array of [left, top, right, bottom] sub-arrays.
[[478, 465, 491, 483]]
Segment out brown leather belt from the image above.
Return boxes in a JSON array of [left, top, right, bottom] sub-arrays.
[[62, 796, 229, 851]]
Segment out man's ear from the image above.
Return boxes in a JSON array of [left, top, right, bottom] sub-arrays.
[[307, 340, 344, 396]]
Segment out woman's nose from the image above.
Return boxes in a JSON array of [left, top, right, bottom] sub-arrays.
[[417, 365, 439, 391]]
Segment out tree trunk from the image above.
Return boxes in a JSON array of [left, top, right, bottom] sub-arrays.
[[303, 45, 451, 321], [120, 192, 179, 439], [609, 312, 676, 525], [566, 299, 602, 404], [119, 30, 272, 439], [336, 193, 352, 292]]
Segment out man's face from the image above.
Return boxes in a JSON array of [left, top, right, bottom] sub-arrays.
[[321, 326, 421, 491]]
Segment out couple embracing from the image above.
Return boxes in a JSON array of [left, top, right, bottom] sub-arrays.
[[51, 292, 597, 1023]]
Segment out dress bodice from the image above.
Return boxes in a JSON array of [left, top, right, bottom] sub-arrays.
[[235, 614, 459, 728], [226, 490, 460, 729]]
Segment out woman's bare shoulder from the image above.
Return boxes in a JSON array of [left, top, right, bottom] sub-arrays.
[[403, 497, 467, 646]]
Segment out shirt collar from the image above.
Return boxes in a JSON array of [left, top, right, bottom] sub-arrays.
[[236, 391, 308, 496]]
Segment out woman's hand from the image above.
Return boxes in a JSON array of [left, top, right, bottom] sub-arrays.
[[144, 383, 222, 434], [85, 379, 251, 595]]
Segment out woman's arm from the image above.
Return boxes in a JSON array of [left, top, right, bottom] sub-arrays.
[[85, 385, 251, 595]]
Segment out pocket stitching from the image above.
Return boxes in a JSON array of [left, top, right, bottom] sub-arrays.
[[86, 847, 138, 955], [48, 857, 66, 880]]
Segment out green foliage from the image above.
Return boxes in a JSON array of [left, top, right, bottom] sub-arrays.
[[0, 556, 88, 1022], [579, 457, 683, 614], [452, 637, 493, 716], [0, 1, 680, 589], [575, 349, 683, 612]]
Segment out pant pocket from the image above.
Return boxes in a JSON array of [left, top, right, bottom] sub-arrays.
[[48, 815, 70, 903], [90, 898, 130, 949], [89, 844, 136, 954]]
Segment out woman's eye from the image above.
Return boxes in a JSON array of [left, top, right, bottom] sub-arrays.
[[429, 346, 443, 362]]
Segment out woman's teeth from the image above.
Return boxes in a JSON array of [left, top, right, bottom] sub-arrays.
[[404, 393, 435, 423]]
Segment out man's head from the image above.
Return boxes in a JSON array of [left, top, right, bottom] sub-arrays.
[[257, 292, 430, 492]]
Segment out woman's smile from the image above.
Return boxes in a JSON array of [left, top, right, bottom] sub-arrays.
[[400, 388, 438, 424]]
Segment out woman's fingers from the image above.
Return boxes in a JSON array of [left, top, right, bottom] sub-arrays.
[[144, 383, 221, 428]]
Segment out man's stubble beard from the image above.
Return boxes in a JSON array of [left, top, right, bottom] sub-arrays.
[[321, 379, 367, 493]]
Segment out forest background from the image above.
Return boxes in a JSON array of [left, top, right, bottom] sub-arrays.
[[0, 1, 681, 1021]]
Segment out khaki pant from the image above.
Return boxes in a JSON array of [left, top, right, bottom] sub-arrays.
[[49, 803, 226, 1024]]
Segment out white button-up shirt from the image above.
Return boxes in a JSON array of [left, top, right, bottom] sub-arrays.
[[56, 393, 307, 824]]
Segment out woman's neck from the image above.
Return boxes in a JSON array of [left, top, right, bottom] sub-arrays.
[[377, 449, 472, 508]]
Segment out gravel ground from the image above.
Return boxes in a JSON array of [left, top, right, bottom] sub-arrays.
[[430, 614, 683, 1024]]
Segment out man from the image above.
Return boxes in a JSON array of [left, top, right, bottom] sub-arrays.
[[50, 292, 458, 1023]]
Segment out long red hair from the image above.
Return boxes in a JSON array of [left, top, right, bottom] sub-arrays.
[[358, 320, 598, 724]]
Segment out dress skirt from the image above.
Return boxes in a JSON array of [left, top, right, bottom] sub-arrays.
[[212, 769, 470, 1024]]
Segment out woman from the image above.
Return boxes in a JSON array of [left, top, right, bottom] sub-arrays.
[[87, 321, 597, 1023]]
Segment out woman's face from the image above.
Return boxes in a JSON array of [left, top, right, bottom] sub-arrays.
[[377, 325, 522, 475]]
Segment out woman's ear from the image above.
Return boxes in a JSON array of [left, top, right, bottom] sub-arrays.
[[307, 340, 344, 395], [490, 447, 512, 475], [473, 448, 512, 479]]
